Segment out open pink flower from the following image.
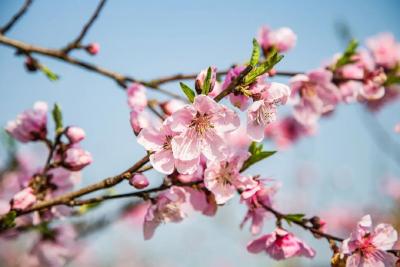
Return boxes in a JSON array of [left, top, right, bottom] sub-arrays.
[[11, 187, 36, 210], [247, 228, 315, 260], [247, 82, 290, 141], [366, 33, 400, 69], [138, 120, 199, 174], [127, 83, 147, 112], [290, 69, 341, 126], [359, 68, 387, 100], [170, 95, 240, 164], [257, 26, 297, 53], [143, 186, 187, 240], [5, 101, 48, 143], [340, 215, 398, 267], [204, 149, 253, 204]]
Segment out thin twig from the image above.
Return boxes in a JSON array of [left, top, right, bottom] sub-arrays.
[[0, 0, 34, 34], [63, 0, 107, 53]]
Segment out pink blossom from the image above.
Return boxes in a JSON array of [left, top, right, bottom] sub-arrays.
[[127, 83, 147, 112], [359, 68, 387, 100], [241, 179, 280, 235], [5, 101, 48, 143], [137, 121, 198, 174], [185, 187, 217, 217], [195, 66, 217, 94], [366, 85, 400, 112], [395, 123, 400, 134], [366, 33, 400, 69], [339, 81, 363, 103], [65, 126, 85, 143], [47, 168, 80, 196], [257, 26, 297, 53], [63, 147, 92, 171], [247, 228, 315, 260], [160, 99, 186, 116], [129, 174, 149, 189], [264, 116, 315, 149], [247, 82, 290, 141], [223, 66, 250, 110], [170, 95, 240, 164], [130, 110, 151, 135], [11, 187, 36, 210], [341, 215, 398, 267], [204, 149, 253, 204], [86, 43, 100, 55], [143, 186, 187, 240], [0, 200, 10, 215], [225, 127, 252, 150], [290, 69, 341, 126]]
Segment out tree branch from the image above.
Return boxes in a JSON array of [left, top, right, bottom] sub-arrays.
[[0, 0, 34, 35]]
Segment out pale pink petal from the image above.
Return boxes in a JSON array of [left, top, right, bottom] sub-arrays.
[[137, 128, 164, 151], [171, 129, 201, 161], [193, 95, 220, 114], [372, 223, 398, 250], [175, 157, 200, 175], [247, 235, 269, 254], [150, 149, 175, 174]]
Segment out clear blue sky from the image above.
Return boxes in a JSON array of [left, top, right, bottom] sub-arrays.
[[0, 1, 400, 266]]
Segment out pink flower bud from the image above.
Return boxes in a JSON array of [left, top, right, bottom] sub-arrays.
[[129, 174, 149, 189], [86, 43, 100, 55], [160, 99, 186, 115], [66, 126, 86, 143], [257, 26, 297, 53], [5, 101, 48, 143], [64, 147, 92, 171], [11, 187, 36, 210], [127, 83, 147, 112], [195, 66, 217, 94]]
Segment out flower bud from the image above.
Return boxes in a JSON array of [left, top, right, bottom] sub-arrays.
[[24, 57, 38, 72], [160, 99, 186, 116], [129, 174, 149, 189], [63, 147, 92, 171], [66, 126, 86, 143], [86, 43, 100, 55], [11, 187, 36, 210], [195, 66, 217, 94], [127, 83, 147, 112]]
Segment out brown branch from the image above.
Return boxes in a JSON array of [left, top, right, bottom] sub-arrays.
[[0, 0, 34, 34], [0, 34, 184, 100], [63, 0, 107, 53]]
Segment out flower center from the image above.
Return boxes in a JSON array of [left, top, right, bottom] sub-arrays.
[[163, 135, 173, 150], [189, 112, 213, 135], [255, 103, 275, 126], [156, 203, 181, 223], [216, 162, 235, 185]]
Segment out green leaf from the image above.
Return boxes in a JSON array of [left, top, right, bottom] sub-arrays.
[[334, 39, 358, 69], [52, 103, 63, 133], [40, 65, 59, 81], [250, 38, 261, 67], [0, 211, 17, 230], [202, 67, 213, 95], [179, 82, 195, 103], [284, 213, 305, 226], [240, 142, 276, 172], [244, 49, 283, 85]]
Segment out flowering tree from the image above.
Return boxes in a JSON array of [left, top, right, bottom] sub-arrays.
[[1, 1, 400, 266]]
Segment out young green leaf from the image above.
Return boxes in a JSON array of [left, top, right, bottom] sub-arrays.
[[250, 38, 261, 66], [384, 75, 400, 86], [40, 65, 59, 81], [52, 103, 63, 132], [334, 39, 358, 69], [241, 149, 276, 172], [244, 49, 283, 85], [284, 213, 305, 226], [0, 210, 17, 230], [202, 67, 213, 95], [179, 82, 195, 103]]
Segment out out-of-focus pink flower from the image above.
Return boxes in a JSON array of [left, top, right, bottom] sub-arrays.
[[65, 126, 85, 144], [247, 82, 290, 141], [138, 121, 198, 174], [11, 187, 36, 210], [160, 99, 186, 116], [86, 43, 100, 55], [359, 68, 387, 100], [195, 66, 217, 94], [395, 123, 400, 134], [247, 228, 315, 260], [63, 147, 92, 171], [0, 200, 10, 215], [185, 187, 217, 217], [366, 33, 400, 69], [129, 174, 149, 189], [366, 85, 400, 112], [381, 177, 400, 199], [290, 69, 341, 126], [225, 127, 252, 149], [170, 95, 240, 165], [341, 215, 398, 267], [204, 149, 253, 204], [127, 83, 147, 112], [265, 116, 315, 149], [5, 101, 48, 143], [143, 186, 187, 240], [47, 168, 80, 196], [241, 179, 280, 235], [257, 26, 297, 53]]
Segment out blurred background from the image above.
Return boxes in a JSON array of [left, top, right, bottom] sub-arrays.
[[0, 0, 400, 266]]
